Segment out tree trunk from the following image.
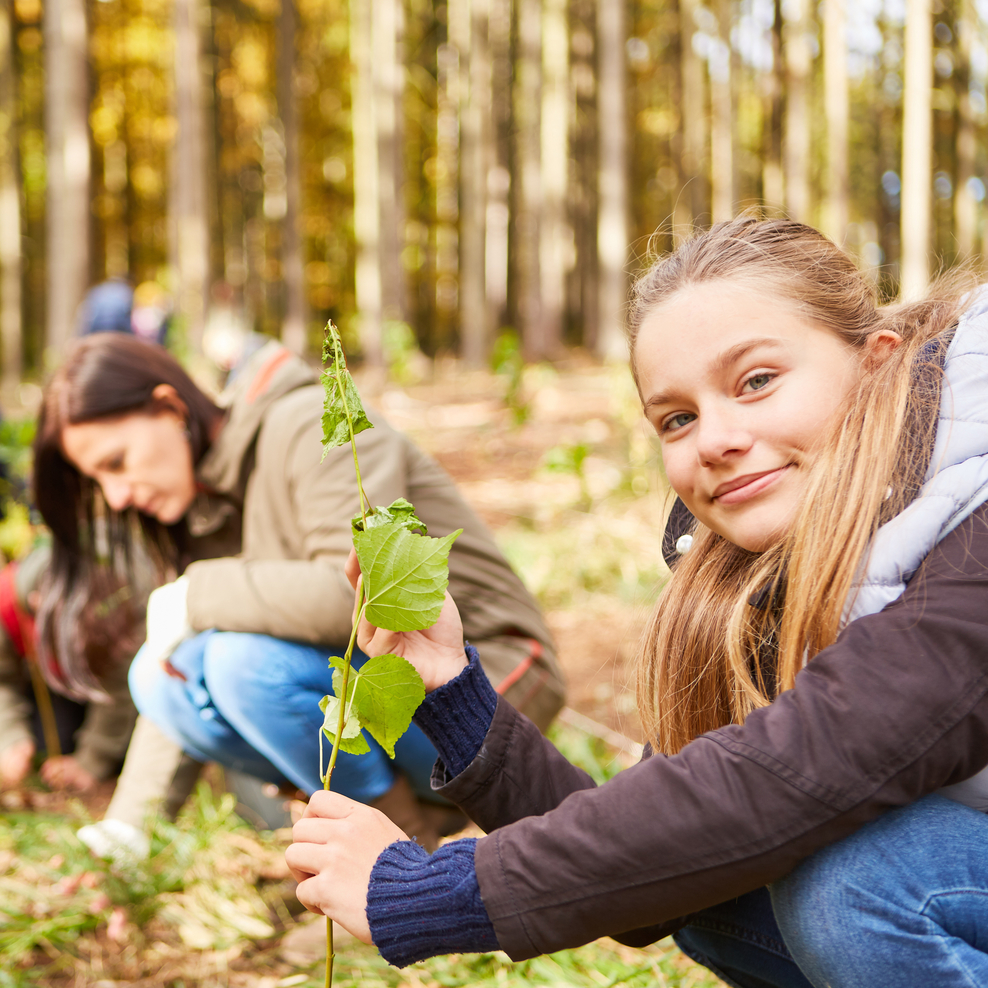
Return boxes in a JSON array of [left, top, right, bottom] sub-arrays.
[[375, 0, 404, 327], [679, 0, 707, 231], [277, 0, 306, 354], [761, 0, 784, 214], [515, 0, 542, 360], [709, 0, 733, 223], [596, 0, 627, 361], [900, 0, 932, 300], [171, 0, 209, 351], [954, 0, 976, 261], [350, 0, 382, 365], [823, 0, 849, 243], [0, 0, 21, 396], [783, 0, 811, 222], [44, 0, 89, 357], [486, 0, 512, 337], [451, 0, 492, 367], [538, 0, 568, 357]]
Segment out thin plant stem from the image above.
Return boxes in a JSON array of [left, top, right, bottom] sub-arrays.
[[323, 586, 366, 988], [325, 919, 334, 988], [324, 592, 366, 790]]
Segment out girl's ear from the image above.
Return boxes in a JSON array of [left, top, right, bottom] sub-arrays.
[[863, 329, 903, 365], [150, 383, 190, 421]]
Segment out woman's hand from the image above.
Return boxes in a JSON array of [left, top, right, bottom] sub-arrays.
[[40, 755, 98, 792], [0, 738, 35, 787], [346, 550, 468, 691], [285, 790, 408, 942]]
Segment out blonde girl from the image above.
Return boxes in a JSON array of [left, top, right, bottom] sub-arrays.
[[287, 217, 988, 988]]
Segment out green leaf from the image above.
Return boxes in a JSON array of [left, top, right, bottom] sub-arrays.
[[318, 693, 370, 755], [350, 654, 425, 758], [354, 523, 462, 632], [321, 321, 373, 452], [328, 655, 349, 700], [352, 497, 429, 537]]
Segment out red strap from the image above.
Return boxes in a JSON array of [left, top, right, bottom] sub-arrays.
[[245, 347, 293, 404], [0, 563, 34, 659], [495, 639, 543, 695]]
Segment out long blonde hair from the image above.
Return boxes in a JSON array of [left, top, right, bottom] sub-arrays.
[[632, 217, 968, 754]]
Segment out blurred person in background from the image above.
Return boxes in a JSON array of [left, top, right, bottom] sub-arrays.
[[31, 333, 564, 858], [76, 279, 171, 345], [0, 544, 140, 792]]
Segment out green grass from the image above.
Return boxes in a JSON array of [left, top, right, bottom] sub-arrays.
[[0, 742, 725, 988]]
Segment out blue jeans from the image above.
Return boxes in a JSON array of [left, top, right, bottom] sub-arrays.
[[674, 795, 988, 988], [129, 630, 442, 803]]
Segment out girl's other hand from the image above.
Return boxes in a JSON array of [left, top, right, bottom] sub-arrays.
[[40, 755, 98, 792], [345, 549, 468, 691], [285, 790, 408, 942], [0, 738, 35, 787]]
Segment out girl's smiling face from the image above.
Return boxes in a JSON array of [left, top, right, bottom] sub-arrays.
[[636, 281, 869, 552]]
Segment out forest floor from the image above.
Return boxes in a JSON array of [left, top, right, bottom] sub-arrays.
[[0, 360, 727, 988]]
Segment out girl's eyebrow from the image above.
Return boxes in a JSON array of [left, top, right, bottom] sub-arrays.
[[643, 337, 787, 412]]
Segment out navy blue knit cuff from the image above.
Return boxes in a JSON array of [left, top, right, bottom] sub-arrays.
[[367, 837, 499, 967], [412, 643, 498, 779]]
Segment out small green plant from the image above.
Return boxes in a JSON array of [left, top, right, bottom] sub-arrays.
[[491, 329, 529, 425], [318, 322, 461, 987], [543, 441, 593, 509]]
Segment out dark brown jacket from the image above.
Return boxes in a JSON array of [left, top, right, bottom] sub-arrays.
[[436, 504, 988, 960]]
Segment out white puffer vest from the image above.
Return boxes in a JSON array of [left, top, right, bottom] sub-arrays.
[[844, 290, 988, 810]]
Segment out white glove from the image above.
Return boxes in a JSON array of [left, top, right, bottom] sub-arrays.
[[77, 819, 150, 864], [143, 576, 193, 668]]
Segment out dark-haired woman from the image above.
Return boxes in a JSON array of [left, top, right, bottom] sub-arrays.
[[34, 334, 564, 849]]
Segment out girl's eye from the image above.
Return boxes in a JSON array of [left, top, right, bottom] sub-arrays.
[[661, 412, 696, 434], [106, 455, 125, 472], [741, 373, 773, 394]]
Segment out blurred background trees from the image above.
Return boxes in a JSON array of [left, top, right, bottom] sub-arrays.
[[1, 0, 986, 381]]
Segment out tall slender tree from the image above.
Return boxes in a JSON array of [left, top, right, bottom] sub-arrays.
[[350, 0, 383, 365], [515, 0, 543, 359], [486, 0, 512, 338], [451, 0, 493, 367], [539, 0, 568, 356], [761, 0, 785, 214], [823, 0, 849, 243], [0, 0, 21, 395], [954, 0, 977, 261], [375, 0, 404, 329], [44, 0, 89, 355], [679, 0, 708, 230], [900, 0, 932, 299], [710, 0, 733, 222], [172, 0, 209, 350], [277, 0, 306, 354], [784, 0, 812, 222], [596, 0, 627, 360]]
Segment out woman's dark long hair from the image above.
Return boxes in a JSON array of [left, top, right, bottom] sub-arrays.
[[33, 334, 221, 699]]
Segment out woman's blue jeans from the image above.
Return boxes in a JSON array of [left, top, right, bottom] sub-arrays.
[[129, 630, 442, 803], [673, 795, 988, 988]]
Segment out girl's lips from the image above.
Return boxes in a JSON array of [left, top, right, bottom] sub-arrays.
[[713, 466, 790, 505]]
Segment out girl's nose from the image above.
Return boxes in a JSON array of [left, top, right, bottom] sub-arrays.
[[694, 409, 753, 465]]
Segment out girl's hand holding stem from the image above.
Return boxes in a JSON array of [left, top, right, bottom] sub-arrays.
[[345, 550, 468, 692], [286, 790, 406, 941]]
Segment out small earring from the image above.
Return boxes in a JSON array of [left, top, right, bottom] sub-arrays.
[[182, 426, 192, 442]]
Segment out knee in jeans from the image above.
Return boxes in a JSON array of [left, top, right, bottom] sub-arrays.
[[128, 643, 163, 712], [771, 850, 853, 961], [200, 633, 270, 711]]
